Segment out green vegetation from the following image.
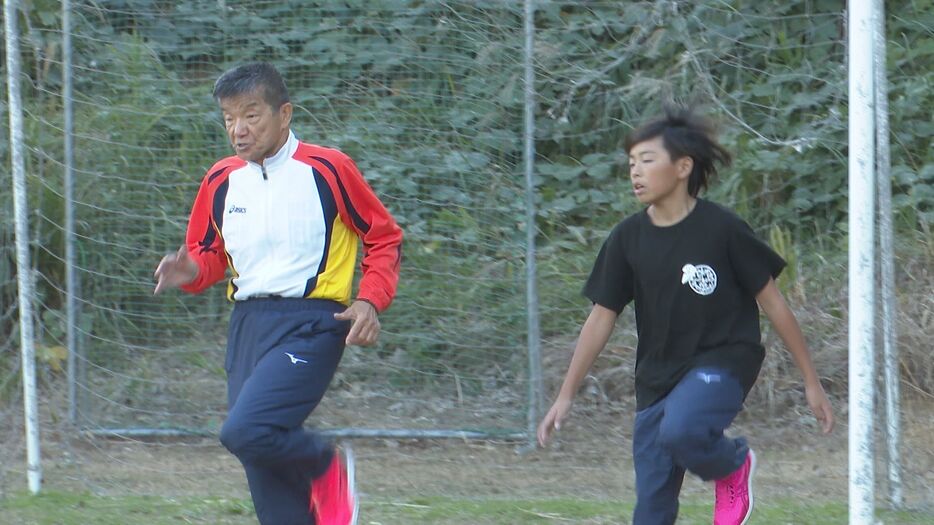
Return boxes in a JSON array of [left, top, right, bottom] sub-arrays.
[[3, 491, 933, 524], [0, 1, 930, 408]]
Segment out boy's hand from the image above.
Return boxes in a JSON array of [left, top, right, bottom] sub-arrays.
[[537, 397, 572, 447], [805, 382, 834, 434]]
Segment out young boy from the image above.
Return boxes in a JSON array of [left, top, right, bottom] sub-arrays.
[[537, 108, 834, 525]]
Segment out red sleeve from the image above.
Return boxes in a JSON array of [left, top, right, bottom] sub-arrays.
[[180, 170, 229, 294], [335, 155, 403, 312]]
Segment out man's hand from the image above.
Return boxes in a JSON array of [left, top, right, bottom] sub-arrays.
[[334, 300, 380, 346], [154, 246, 199, 295], [537, 397, 572, 447], [805, 381, 834, 434]]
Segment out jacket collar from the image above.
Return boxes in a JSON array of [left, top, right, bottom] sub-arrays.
[[253, 130, 298, 173]]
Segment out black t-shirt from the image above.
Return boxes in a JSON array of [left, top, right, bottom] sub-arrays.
[[583, 199, 786, 410]]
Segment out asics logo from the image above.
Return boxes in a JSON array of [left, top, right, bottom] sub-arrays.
[[228, 204, 247, 214], [285, 352, 308, 365]]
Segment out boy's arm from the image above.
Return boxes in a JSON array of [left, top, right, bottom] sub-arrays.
[[538, 303, 618, 446], [756, 278, 834, 434]]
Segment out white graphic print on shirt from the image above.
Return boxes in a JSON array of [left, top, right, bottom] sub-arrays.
[[681, 263, 718, 296]]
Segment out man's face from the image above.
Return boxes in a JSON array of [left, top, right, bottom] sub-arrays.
[[219, 89, 292, 163]]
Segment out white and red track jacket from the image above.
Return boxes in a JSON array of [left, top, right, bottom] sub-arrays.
[[180, 131, 402, 312]]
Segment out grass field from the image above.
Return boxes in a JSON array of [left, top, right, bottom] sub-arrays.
[[2, 395, 932, 525], [3, 491, 934, 524]]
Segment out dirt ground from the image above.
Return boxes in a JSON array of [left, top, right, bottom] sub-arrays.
[[3, 326, 934, 521], [3, 396, 932, 519]]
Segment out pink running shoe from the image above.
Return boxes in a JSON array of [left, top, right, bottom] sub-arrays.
[[310, 446, 358, 525], [714, 449, 757, 525]]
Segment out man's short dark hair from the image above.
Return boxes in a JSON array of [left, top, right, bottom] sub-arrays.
[[625, 106, 732, 197], [213, 62, 290, 109]]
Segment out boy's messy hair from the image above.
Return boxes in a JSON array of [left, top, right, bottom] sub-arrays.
[[625, 107, 732, 197]]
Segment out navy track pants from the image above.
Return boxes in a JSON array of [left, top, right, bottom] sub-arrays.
[[632, 367, 748, 525], [219, 298, 349, 525]]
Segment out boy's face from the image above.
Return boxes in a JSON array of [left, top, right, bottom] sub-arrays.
[[627, 137, 693, 205], [219, 89, 292, 163]]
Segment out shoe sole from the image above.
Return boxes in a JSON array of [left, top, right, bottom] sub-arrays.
[[740, 449, 757, 525], [344, 444, 359, 525]]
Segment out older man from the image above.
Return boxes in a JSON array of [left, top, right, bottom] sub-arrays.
[[154, 62, 402, 525]]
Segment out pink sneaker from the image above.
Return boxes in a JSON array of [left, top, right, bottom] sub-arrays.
[[310, 447, 358, 525], [714, 449, 756, 525]]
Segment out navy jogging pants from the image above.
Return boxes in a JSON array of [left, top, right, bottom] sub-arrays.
[[219, 297, 349, 525], [632, 367, 749, 525]]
